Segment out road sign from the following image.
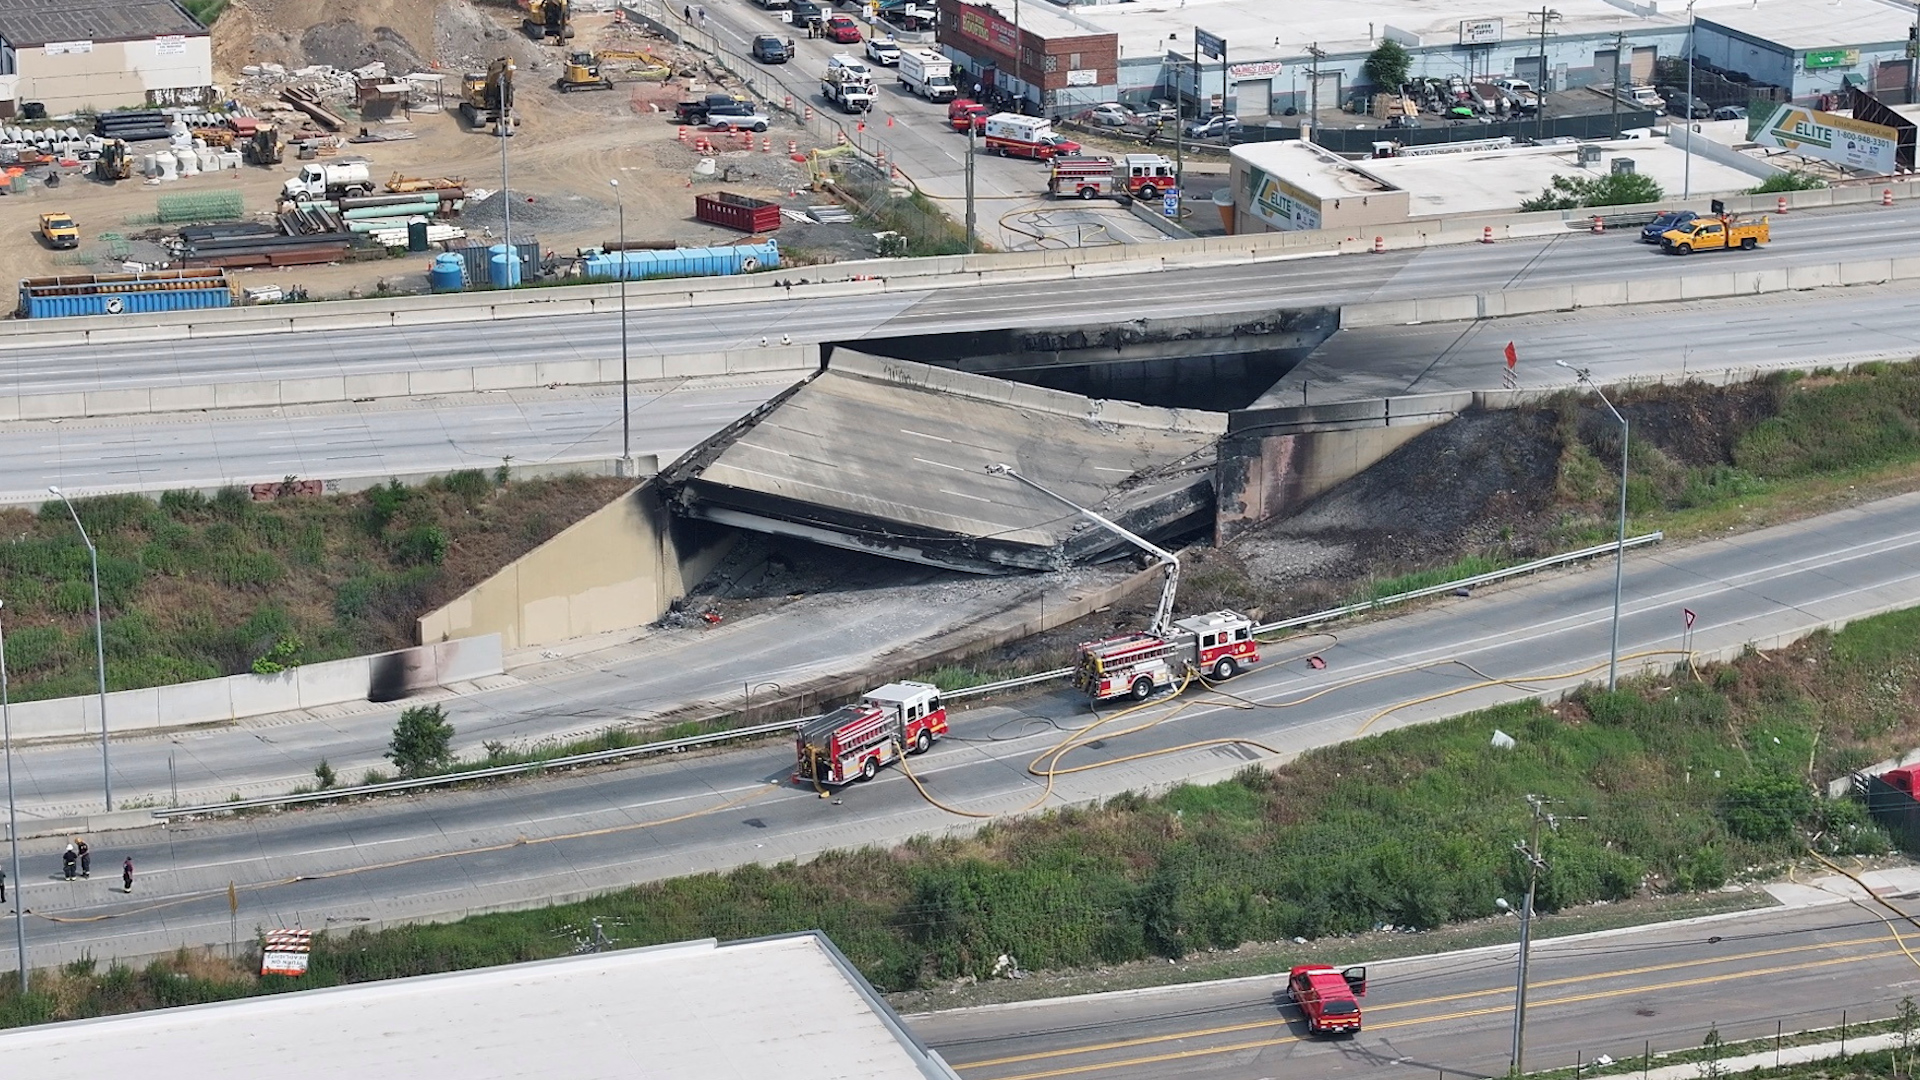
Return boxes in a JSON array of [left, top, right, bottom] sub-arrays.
[[1195, 28, 1225, 60], [1162, 189, 1180, 217]]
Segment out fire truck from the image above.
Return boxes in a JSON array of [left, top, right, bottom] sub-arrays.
[[1047, 154, 1178, 200], [1074, 610, 1260, 701], [1288, 964, 1368, 1035], [794, 681, 948, 786]]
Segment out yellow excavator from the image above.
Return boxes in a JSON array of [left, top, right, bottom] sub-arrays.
[[524, 0, 574, 42], [557, 51, 614, 92], [460, 58, 517, 135]]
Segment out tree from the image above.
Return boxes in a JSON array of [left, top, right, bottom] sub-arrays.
[[1364, 40, 1411, 92], [387, 704, 455, 777], [1519, 172, 1664, 211]]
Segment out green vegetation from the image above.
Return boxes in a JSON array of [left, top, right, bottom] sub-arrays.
[[1362, 40, 1411, 92], [833, 168, 974, 256], [1748, 170, 1828, 194], [0, 473, 629, 700], [8, 601, 1919, 1026], [387, 704, 456, 777], [180, 0, 228, 24], [1519, 171, 1664, 211]]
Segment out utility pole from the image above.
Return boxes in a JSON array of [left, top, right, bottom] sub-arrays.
[[1173, 58, 1186, 193], [964, 123, 977, 251], [1610, 30, 1626, 139], [1684, 1, 1696, 198], [1509, 795, 1553, 1078], [1909, 4, 1919, 106], [1532, 8, 1560, 142], [1304, 42, 1326, 145]]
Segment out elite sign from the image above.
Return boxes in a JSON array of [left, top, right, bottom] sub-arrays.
[[1748, 103, 1898, 174]]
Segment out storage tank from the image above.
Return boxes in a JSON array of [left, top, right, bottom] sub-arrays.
[[583, 240, 780, 282], [428, 253, 466, 292], [487, 243, 522, 287]]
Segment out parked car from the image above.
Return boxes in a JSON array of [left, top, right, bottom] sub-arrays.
[[1082, 102, 1138, 127], [823, 13, 861, 43], [1660, 90, 1711, 119], [1640, 209, 1699, 243], [864, 35, 901, 64], [1184, 113, 1241, 139], [788, 0, 825, 27], [751, 34, 793, 63], [1713, 104, 1748, 121]]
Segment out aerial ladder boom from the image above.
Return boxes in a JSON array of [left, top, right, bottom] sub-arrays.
[[985, 463, 1180, 637]]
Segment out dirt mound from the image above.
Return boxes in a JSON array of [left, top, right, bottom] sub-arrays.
[[211, 0, 525, 80]]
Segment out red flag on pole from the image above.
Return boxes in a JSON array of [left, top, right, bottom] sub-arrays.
[[1683, 608, 1697, 629], [1504, 341, 1518, 369]]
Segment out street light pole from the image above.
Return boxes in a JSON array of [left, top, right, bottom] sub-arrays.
[[609, 178, 633, 475], [1555, 362, 1628, 691], [48, 487, 110, 810], [1, 599, 26, 993]]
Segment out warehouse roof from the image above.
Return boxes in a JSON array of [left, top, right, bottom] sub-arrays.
[[0, 934, 961, 1080], [0, 0, 204, 47], [1230, 140, 1401, 200], [1693, 0, 1915, 51]]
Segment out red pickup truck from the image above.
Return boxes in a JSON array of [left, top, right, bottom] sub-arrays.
[[1289, 965, 1367, 1035]]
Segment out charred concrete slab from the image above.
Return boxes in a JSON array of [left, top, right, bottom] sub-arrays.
[[658, 351, 1224, 574], [850, 307, 1338, 412]]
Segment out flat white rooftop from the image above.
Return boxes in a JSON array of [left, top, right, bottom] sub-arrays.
[[972, 0, 1108, 40], [1694, 0, 1916, 51], [1231, 139, 1402, 199], [1356, 138, 1761, 216], [1065, 0, 1685, 62], [0, 935, 958, 1080]]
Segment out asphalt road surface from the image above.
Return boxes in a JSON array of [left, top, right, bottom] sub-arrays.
[[911, 898, 1920, 1080], [10, 488, 1920, 968], [6, 375, 797, 503]]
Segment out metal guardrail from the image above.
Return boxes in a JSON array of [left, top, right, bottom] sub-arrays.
[[153, 532, 1662, 819], [150, 717, 810, 819]]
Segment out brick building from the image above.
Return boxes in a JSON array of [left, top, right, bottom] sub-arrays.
[[935, 0, 1117, 117]]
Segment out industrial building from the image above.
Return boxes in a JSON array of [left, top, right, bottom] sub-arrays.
[[1692, 2, 1920, 107], [0, 934, 961, 1080], [0, 0, 211, 117], [935, 0, 1120, 115]]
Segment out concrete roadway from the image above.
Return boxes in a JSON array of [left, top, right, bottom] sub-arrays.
[[11, 486, 1920, 968], [911, 898, 1920, 1080], [8, 374, 797, 503], [4, 204, 1916, 401]]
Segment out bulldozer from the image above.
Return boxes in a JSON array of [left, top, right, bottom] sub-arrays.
[[459, 58, 518, 135], [556, 51, 614, 92], [91, 138, 132, 182], [523, 0, 574, 42], [242, 124, 284, 166]]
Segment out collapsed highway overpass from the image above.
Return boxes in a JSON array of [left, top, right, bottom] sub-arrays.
[[657, 352, 1224, 574]]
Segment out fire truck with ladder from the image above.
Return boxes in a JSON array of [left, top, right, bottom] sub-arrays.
[[985, 463, 1260, 704], [1047, 154, 1178, 201], [794, 681, 948, 786]]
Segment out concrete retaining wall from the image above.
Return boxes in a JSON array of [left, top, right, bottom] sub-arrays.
[[8, 635, 504, 742], [417, 480, 734, 650]]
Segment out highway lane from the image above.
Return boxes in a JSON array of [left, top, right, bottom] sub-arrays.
[[912, 899, 1920, 1080], [6, 204, 1918, 396], [11, 376, 796, 502], [11, 488, 1920, 966]]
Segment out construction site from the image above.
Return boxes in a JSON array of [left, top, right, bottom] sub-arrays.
[[0, 0, 872, 302]]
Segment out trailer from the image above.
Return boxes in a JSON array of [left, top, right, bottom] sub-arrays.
[[695, 191, 783, 233], [17, 269, 233, 319]]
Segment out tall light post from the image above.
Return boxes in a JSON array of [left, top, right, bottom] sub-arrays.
[[1683, 0, 1696, 199], [1555, 362, 1628, 691], [1, 599, 27, 993], [48, 487, 110, 810], [609, 178, 633, 475]]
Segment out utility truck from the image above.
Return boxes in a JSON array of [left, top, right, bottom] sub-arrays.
[[282, 161, 374, 200], [1659, 208, 1768, 254], [899, 48, 957, 102]]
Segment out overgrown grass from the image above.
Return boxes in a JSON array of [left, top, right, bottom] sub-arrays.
[[180, 0, 228, 25], [0, 473, 629, 699], [9, 606, 1920, 1026]]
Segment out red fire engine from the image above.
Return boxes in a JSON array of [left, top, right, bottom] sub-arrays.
[[1074, 610, 1260, 701], [794, 681, 948, 786], [1047, 154, 1178, 200], [1288, 964, 1367, 1035]]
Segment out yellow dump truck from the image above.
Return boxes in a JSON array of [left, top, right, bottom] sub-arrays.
[[1660, 213, 1768, 255], [38, 213, 78, 249]]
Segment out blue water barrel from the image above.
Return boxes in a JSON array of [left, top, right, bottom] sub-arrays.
[[487, 244, 521, 287], [428, 253, 466, 292]]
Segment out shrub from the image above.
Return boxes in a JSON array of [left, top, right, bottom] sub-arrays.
[[441, 470, 494, 502], [392, 525, 449, 566], [209, 486, 253, 522], [387, 704, 456, 777], [363, 480, 411, 535], [1721, 771, 1812, 842]]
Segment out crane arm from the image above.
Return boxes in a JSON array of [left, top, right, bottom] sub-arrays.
[[986, 464, 1180, 637]]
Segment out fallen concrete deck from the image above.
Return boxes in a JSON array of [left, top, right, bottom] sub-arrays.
[[658, 352, 1225, 573]]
